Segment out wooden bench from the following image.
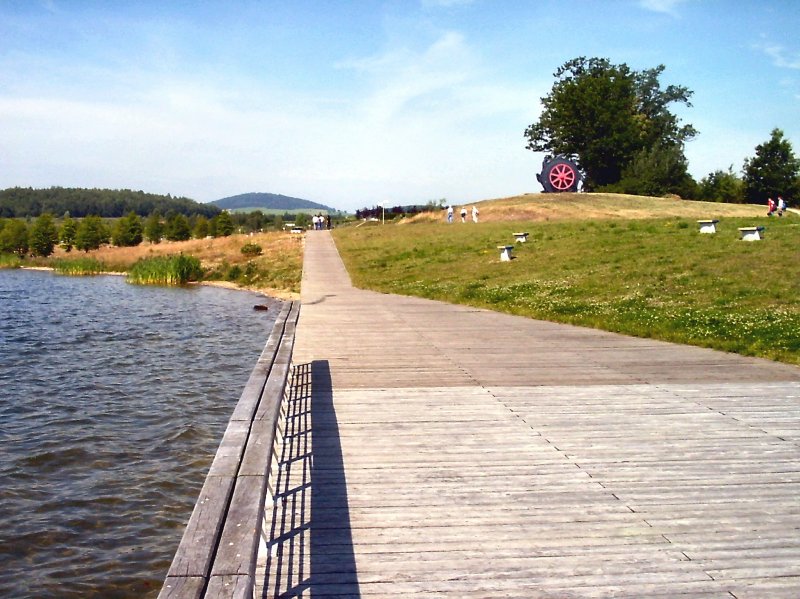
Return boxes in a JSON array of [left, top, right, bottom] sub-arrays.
[[697, 219, 719, 234], [738, 226, 765, 241], [513, 232, 529, 243], [497, 245, 514, 261], [159, 301, 300, 599]]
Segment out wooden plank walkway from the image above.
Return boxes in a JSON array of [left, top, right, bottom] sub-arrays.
[[259, 230, 800, 598]]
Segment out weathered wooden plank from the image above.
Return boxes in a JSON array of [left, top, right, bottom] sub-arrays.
[[238, 420, 278, 477], [211, 475, 267, 577], [205, 574, 252, 598], [157, 576, 206, 599], [166, 475, 235, 577]]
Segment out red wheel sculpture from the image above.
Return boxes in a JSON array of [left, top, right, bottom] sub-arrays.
[[536, 156, 582, 193], [549, 163, 576, 191]]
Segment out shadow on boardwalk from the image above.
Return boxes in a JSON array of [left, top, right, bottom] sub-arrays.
[[264, 361, 360, 598]]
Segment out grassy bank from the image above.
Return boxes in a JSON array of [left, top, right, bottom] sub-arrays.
[[334, 195, 800, 365], [4, 231, 303, 298]]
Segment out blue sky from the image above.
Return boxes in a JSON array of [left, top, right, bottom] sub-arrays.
[[1, 0, 799, 211]]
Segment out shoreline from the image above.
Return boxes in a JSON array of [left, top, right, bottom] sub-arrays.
[[16, 265, 300, 301]]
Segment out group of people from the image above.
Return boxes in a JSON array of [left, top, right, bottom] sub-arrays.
[[767, 196, 787, 217], [446, 205, 479, 223], [311, 214, 331, 230]]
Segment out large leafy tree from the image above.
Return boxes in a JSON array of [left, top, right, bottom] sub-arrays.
[[29, 213, 59, 257], [525, 57, 697, 191], [742, 128, 800, 204]]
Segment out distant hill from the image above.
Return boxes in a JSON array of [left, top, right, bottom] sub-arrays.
[[211, 192, 336, 213]]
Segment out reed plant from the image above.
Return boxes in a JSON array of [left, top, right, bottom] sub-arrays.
[[127, 254, 203, 286], [52, 257, 106, 275]]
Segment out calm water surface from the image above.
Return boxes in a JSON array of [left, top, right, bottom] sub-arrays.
[[0, 269, 280, 598]]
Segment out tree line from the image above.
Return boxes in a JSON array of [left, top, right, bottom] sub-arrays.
[[0, 208, 318, 258], [526, 56, 800, 204], [0, 187, 221, 219]]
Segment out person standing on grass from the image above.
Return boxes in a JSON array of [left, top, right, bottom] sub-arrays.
[[767, 197, 776, 216], [447, 205, 453, 223], [460, 207, 467, 222], [777, 196, 786, 216], [471, 205, 479, 223]]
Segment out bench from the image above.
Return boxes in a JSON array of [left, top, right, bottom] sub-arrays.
[[697, 219, 719, 234], [513, 232, 529, 243], [738, 226, 765, 241], [497, 245, 514, 261]]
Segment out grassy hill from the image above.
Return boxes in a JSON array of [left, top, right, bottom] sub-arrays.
[[210, 192, 336, 214], [407, 192, 767, 223], [334, 193, 800, 365]]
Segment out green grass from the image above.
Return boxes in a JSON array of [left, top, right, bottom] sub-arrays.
[[0, 253, 22, 268], [334, 215, 800, 365], [127, 254, 203, 286], [52, 257, 106, 275]]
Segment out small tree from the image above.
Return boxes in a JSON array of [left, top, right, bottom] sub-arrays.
[[698, 167, 745, 203], [29, 213, 59, 257], [193, 215, 209, 239], [60, 216, 77, 251], [294, 213, 310, 229], [112, 211, 143, 247], [75, 215, 110, 252], [144, 211, 163, 244], [215, 211, 234, 237], [165, 213, 191, 241], [609, 144, 696, 198], [743, 128, 800, 204], [0, 219, 29, 256]]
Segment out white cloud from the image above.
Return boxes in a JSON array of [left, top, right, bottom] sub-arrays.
[[759, 44, 800, 70], [638, 0, 687, 17], [0, 25, 547, 209]]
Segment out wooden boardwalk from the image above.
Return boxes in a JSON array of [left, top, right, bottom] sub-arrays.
[[260, 230, 800, 598]]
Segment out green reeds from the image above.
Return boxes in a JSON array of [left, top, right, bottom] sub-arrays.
[[52, 257, 105, 275], [0, 253, 22, 268], [127, 254, 203, 286]]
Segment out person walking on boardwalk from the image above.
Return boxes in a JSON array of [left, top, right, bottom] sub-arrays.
[[471, 205, 479, 223]]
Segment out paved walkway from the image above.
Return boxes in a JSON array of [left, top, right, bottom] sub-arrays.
[[262, 230, 800, 598]]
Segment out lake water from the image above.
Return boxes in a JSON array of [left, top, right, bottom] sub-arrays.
[[0, 269, 280, 598]]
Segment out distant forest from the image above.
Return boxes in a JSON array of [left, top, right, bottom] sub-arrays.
[[0, 187, 220, 218]]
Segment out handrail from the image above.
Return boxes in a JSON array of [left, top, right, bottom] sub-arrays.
[[158, 301, 300, 598]]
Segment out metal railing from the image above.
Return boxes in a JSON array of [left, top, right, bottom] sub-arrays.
[[158, 301, 300, 598]]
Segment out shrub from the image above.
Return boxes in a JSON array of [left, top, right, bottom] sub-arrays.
[[240, 242, 263, 257]]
